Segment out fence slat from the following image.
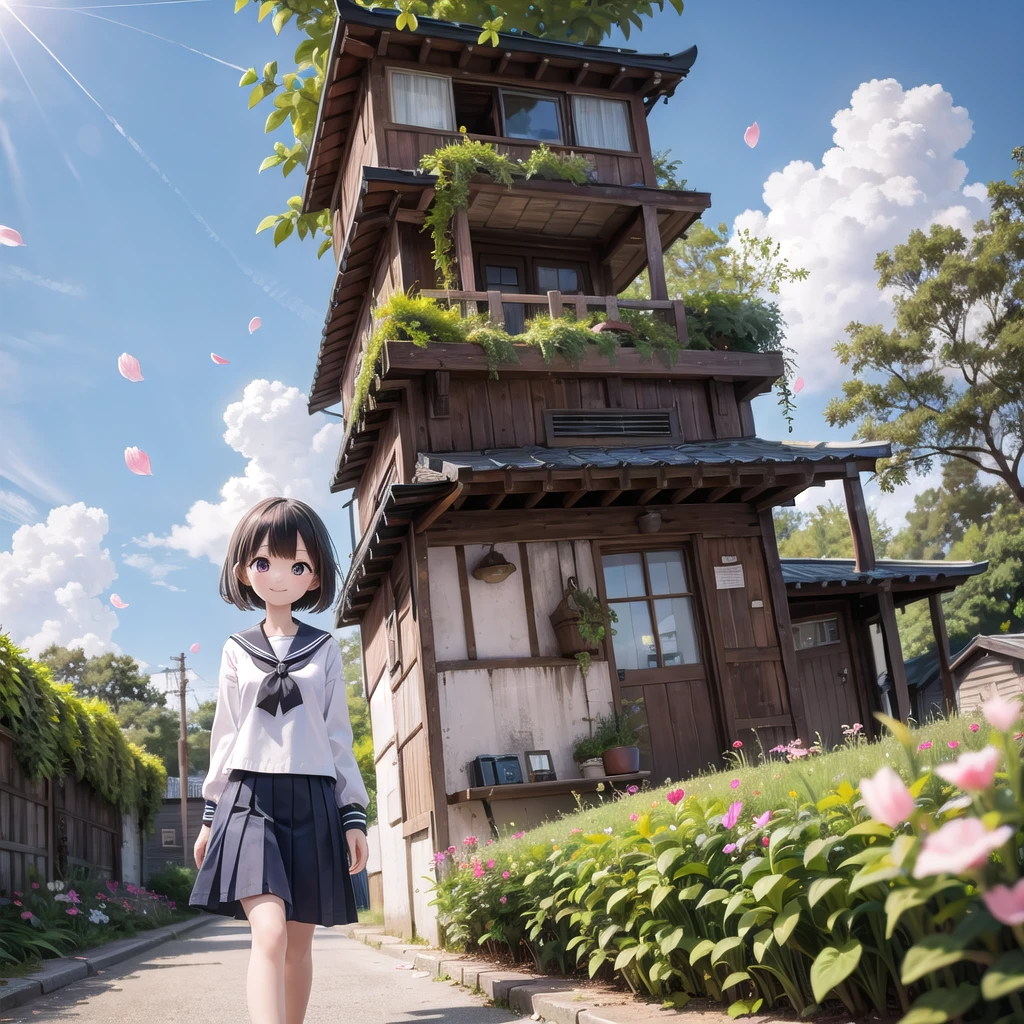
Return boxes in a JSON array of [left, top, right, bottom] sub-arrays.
[[547, 290, 563, 317]]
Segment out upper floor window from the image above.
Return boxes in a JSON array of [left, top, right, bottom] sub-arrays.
[[500, 90, 563, 143], [390, 70, 455, 131], [572, 96, 632, 151]]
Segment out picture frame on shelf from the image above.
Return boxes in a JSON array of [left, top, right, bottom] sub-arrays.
[[525, 749, 556, 783]]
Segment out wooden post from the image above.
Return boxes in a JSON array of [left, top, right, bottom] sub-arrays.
[[547, 290, 563, 317], [487, 290, 503, 324], [928, 593, 957, 713], [671, 299, 689, 347], [843, 469, 876, 573], [605, 296, 620, 320], [574, 294, 588, 320], [453, 208, 475, 292], [877, 589, 911, 721], [642, 204, 668, 301]]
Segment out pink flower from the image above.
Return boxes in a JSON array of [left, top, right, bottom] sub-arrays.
[[935, 746, 1001, 793], [570, 828, 582, 835], [502, 870, 510, 879], [983, 880, 1024, 926], [626, 785, 639, 795], [487, 859, 495, 869], [512, 831, 525, 840], [126, 883, 138, 894], [67, 889, 81, 905], [31, 882, 40, 889], [969, 723, 980, 733], [105, 880, 118, 894], [859, 767, 914, 828], [499, 896, 507, 904], [630, 813, 639, 822], [913, 818, 1014, 878], [13, 891, 21, 897], [918, 741, 933, 751], [463, 836, 478, 847], [472, 863, 485, 878], [762, 835, 770, 847], [948, 740, 959, 750], [730, 779, 740, 790], [66, 907, 80, 916], [721, 801, 743, 829], [21, 911, 32, 920], [433, 851, 447, 865], [13, 900, 21, 906], [732, 741, 743, 749], [168, 901, 176, 910], [984, 693, 1021, 732], [447, 845, 456, 854], [96, 893, 106, 900], [666, 788, 685, 805], [753, 810, 771, 828], [770, 744, 787, 754], [486, 839, 493, 846], [723, 843, 737, 854]]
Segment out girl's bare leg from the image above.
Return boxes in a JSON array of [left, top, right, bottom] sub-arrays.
[[284, 921, 316, 1024], [241, 895, 288, 1024]]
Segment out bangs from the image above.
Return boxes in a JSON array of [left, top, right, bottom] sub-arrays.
[[245, 502, 317, 568]]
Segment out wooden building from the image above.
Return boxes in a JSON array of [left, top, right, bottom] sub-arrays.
[[300, 0, 986, 939], [952, 635, 1024, 713], [142, 775, 206, 882]]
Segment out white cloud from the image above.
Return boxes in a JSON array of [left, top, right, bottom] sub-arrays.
[[0, 503, 120, 657], [0, 264, 85, 297], [732, 79, 990, 389], [135, 379, 342, 564], [0, 489, 38, 525], [122, 552, 187, 592]]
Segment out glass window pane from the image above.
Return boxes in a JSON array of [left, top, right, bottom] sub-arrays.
[[501, 266, 519, 286], [503, 92, 561, 142], [536, 266, 557, 293], [602, 553, 647, 599], [559, 268, 579, 292], [572, 96, 631, 151], [654, 597, 700, 665], [646, 550, 688, 595], [609, 601, 657, 670], [391, 71, 454, 131], [792, 618, 840, 650], [486, 265, 503, 286], [536, 266, 580, 294]]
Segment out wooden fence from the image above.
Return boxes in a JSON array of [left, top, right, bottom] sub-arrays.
[[0, 726, 122, 895]]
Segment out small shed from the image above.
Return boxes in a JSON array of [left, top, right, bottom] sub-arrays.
[[142, 775, 206, 882], [951, 635, 1024, 712]]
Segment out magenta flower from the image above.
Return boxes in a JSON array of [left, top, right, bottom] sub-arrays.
[[502, 870, 510, 879], [626, 785, 639, 795], [487, 859, 495, 869], [913, 818, 1014, 878], [732, 740, 743, 749], [433, 851, 447, 865], [721, 801, 743, 829], [126, 883, 138, 894], [730, 779, 740, 790], [13, 891, 21, 897], [948, 740, 959, 750], [67, 907, 80, 916], [463, 836, 478, 847], [762, 835, 770, 847], [666, 788, 685, 805], [67, 889, 81, 905], [512, 831, 525, 840], [753, 810, 771, 828], [983, 880, 1024, 926], [499, 896, 507, 904], [935, 746, 1001, 793], [918, 741, 933, 751], [770, 744, 787, 754], [21, 910, 32, 920], [983, 693, 1021, 732], [447, 845, 456, 853], [168, 901, 176, 910], [859, 767, 914, 828], [472, 863, 485, 878], [723, 843, 737, 854], [630, 813, 639, 822], [486, 839, 494, 846], [13, 900, 21, 906], [105, 880, 118, 894], [31, 882, 40, 889], [969, 723, 980, 733]]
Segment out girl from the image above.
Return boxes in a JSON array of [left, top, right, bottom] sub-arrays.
[[190, 497, 369, 1024]]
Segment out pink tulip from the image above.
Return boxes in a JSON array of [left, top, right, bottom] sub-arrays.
[[499, 896, 507, 904], [743, 122, 760, 148], [762, 835, 770, 847], [502, 870, 510, 879], [948, 740, 959, 750], [983, 880, 1024, 926], [210, 353, 230, 365], [859, 767, 914, 828], [984, 693, 1021, 732], [666, 788, 685, 805], [918, 741, 933, 751], [913, 818, 1014, 878], [110, 594, 129, 609], [21, 910, 32, 919], [730, 779, 740, 790], [753, 810, 771, 828], [793, 377, 805, 394], [935, 746, 1001, 792], [723, 843, 737, 854], [722, 801, 743, 829], [248, 316, 262, 334], [732, 741, 743, 749], [124, 446, 152, 476], [117, 353, 144, 382], [0, 225, 25, 246], [969, 723, 980, 733]]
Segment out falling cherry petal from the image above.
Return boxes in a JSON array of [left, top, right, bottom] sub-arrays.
[[248, 317, 261, 334], [0, 225, 25, 246], [190, 643, 200, 654], [110, 594, 129, 609], [124, 447, 153, 476], [210, 353, 230, 365], [794, 377, 805, 394], [117, 353, 144, 382], [743, 122, 760, 148]]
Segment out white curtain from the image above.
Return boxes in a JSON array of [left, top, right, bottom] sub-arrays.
[[391, 71, 455, 130], [572, 96, 631, 152]]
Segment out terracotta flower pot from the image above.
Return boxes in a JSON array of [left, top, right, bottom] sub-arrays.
[[602, 745, 640, 776], [550, 594, 597, 657], [578, 758, 605, 779]]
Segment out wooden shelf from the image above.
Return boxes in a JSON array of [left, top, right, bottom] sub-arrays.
[[447, 771, 650, 805]]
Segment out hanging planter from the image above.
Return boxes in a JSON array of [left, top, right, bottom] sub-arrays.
[[549, 581, 618, 677]]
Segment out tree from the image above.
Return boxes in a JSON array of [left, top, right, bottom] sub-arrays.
[[78, 653, 166, 712], [117, 701, 181, 774], [38, 644, 88, 686], [339, 631, 377, 824], [236, 0, 684, 257], [826, 147, 1024, 504], [774, 501, 892, 560]]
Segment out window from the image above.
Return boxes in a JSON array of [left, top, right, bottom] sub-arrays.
[[536, 265, 581, 294], [390, 70, 455, 131], [572, 96, 632, 151], [602, 550, 700, 670], [161, 828, 177, 848], [453, 82, 499, 136], [483, 262, 525, 334], [501, 90, 562, 143], [792, 617, 840, 650]]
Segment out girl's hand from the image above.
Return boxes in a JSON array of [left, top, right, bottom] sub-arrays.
[[194, 824, 211, 869], [346, 829, 368, 875]]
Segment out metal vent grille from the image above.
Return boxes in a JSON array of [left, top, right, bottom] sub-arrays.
[[548, 410, 675, 439]]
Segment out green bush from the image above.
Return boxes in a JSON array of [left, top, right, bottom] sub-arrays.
[[145, 865, 198, 908], [430, 707, 1024, 1022]]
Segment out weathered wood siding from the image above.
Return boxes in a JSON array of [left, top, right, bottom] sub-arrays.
[[335, 77, 377, 265], [957, 653, 1024, 712]]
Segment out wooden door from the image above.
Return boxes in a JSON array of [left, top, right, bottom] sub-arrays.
[[600, 548, 722, 785], [792, 609, 863, 749]]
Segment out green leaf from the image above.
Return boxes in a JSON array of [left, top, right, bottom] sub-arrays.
[[751, 873, 787, 911], [807, 876, 845, 908], [810, 940, 863, 1003], [696, 888, 730, 909], [588, 950, 608, 978], [656, 848, 683, 875], [265, 108, 290, 133], [613, 946, 639, 970], [272, 218, 294, 246], [262, 60, 278, 82], [316, 237, 332, 259], [606, 889, 630, 914], [875, 711, 914, 750], [900, 984, 978, 1023], [665, 991, 691, 1010], [711, 935, 743, 966], [884, 880, 958, 939], [727, 998, 763, 1019], [271, 6, 292, 33], [982, 951, 1024, 1000], [255, 214, 279, 234], [901, 934, 972, 984], [258, 154, 285, 173], [773, 900, 801, 946], [233, 0, 247, 12], [721, 970, 752, 989], [650, 884, 675, 912], [239, 67, 258, 87], [658, 927, 684, 955], [257, 0, 275, 21], [845, 821, 896, 838], [689, 939, 715, 964], [599, 923, 620, 948]]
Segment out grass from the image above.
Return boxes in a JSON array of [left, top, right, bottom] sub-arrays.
[[498, 712, 989, 849], [357, 908, 383, 926]]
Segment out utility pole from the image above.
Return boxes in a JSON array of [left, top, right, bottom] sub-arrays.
[[168, 653, 189, 867]]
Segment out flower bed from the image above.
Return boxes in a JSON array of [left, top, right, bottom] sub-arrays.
[[429, 703, 1024, 1021]]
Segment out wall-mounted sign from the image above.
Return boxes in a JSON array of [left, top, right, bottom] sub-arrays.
[[751, 599, 764, 608], [715, 564, 746, 589], [721, 555, 739, 564]]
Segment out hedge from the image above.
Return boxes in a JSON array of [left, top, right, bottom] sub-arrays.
[[0, 633, 166, 833]]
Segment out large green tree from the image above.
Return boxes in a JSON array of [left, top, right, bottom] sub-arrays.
[[826, 147, 1024, 504], [774, 501, 892, 560], [37, 646, 165, 712], [117, 700, 213, 777]]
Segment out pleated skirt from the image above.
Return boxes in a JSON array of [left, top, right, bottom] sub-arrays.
[[189, 770, 357, 927]]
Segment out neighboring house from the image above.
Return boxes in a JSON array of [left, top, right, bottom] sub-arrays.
[[297, 0, 989, 940], [142, 775, 206, 882], [951, 635, 1024, 712]]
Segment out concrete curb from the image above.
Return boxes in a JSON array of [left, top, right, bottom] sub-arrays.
[[0, 914, 211, 1012]]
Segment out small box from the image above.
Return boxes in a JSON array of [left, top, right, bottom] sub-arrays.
[[470, 756, 499, 787], [495, 755, 523, 785]]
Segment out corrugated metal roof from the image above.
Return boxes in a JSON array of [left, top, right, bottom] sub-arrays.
[[164, 776, 206, 800], [417, 439, 891, 478], [781, 558, 987, 587]]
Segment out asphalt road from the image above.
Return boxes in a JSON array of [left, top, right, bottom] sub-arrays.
[[3, 919, 520, 1024]]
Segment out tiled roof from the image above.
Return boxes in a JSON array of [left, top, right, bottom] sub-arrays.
[[781, 558, 988, 587]]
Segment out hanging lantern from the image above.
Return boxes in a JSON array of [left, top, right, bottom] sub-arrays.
[[636, 509, 663, 534], [472, 545, 517, 584]]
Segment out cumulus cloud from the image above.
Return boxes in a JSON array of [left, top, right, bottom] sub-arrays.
[[0, 503, 120, 657], [122, 552, 186, 592], [135, 379, 342, 563], [732, 79, 990, 387]]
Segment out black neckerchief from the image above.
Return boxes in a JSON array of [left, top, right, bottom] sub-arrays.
[[230, 620, 333, 716]]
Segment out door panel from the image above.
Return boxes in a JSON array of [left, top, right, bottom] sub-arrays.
[[793, 612, 862, 749]]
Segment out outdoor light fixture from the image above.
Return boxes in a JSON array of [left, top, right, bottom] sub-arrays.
[[636, 509, 662, 534], [472, 545, 517, 584]]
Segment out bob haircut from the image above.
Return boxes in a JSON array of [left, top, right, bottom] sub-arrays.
[[220, 497, 339, 614]]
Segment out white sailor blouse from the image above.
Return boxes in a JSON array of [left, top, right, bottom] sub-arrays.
[[201, 622, 369, 834]]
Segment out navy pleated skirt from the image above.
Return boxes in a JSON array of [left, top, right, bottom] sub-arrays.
[[189, 770, 357, 927]]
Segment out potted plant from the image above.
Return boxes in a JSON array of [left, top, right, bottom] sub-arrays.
[[549, 583, 617, 677], [592, 713, 641, 776], [572, 734, 607, 779]]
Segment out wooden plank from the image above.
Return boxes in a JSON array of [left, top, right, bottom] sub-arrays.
[[843, 471, 876, 572], [448, 771, 650, 804], [642, 204, 668, 300], [878, 588, 911, 721], [453, 209, 476, 291], [518, 542, 541, 658], [455, 546, 477, 660], [547, 290, 563, 317], [437, 657, 581, 671], [487, 289, 503, 324], [929, 592, 957, 712]]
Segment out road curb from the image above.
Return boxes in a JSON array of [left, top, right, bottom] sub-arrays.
[[0, 914, 212, 1012]]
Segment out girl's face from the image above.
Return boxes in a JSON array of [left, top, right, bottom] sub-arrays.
[[237, 531, 320, 610]]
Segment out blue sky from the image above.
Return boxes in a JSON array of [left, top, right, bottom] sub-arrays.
[[0, 0, 1021, 703]]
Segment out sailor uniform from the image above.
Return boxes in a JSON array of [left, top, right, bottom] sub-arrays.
[[189, 622, 369, 926]]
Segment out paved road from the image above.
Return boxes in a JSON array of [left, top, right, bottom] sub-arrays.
[[4, 919, 520, 1024]]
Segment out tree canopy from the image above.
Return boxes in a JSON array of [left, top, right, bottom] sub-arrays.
[[38, 646, 165, 712], [774, 501, 892, 561]]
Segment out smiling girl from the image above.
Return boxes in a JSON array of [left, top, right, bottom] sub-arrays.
[[189, 497, 369, 1024]]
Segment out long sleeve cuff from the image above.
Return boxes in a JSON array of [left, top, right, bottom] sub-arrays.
[[340, 804, 367, 834], [202, 800, 217, 824]]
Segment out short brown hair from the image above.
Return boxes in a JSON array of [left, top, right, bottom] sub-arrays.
[[219, 497, 339, 614]]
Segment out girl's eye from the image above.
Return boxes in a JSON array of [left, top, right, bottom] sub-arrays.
[[291, 563, 310, 576], [252, 558, 271, 573]]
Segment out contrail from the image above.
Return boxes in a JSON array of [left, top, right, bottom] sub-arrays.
[[11, 0, 215, 9]]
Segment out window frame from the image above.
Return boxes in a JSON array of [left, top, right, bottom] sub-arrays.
[[387, 68, 456, 131], [161, 828, 177, 848], [570, 94, 635, 152], [791, 616, 842, 651], [498, 88, 565, 144]]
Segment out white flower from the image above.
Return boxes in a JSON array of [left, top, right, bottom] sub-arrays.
[[89, 909, 109, 924], [55, 881, 65, 891], [46, 882, 55, 891], [54, 893, 71, 903], [669, 825, 677, 831], [603, 827, 613, 835]]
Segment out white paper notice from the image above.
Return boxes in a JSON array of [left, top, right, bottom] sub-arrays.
[[715, 564, 745, 589]]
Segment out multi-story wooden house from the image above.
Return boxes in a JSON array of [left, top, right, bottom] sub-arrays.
[[300, 0, 985, 939]]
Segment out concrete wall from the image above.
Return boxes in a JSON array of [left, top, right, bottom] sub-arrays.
[[120, 808, 142, 886]]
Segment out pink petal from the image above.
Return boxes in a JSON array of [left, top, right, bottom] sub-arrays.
[[793, 377, 805, 394], [124, 446, 153, 476], [210, 353, 230, 365], [743, 122, 760, 149], [117, 353, 144, 383], [248, 317, 261, 334], [0, 225, 25, 246], [110, 594, 129, 609], [189, 642, 200, 653]]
